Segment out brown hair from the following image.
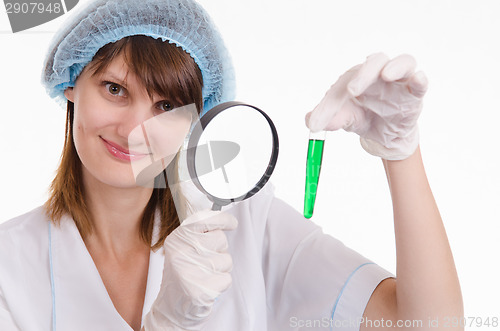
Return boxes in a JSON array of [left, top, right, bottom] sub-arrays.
[[45, 36, 204, 250]]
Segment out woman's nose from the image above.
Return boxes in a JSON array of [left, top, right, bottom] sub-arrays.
[[116, 101, 155, 141]]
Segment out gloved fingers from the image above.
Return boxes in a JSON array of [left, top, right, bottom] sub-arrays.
[[305, 93, 343, 133], [203, 272, 233, 294], [195, 229, 230, 253], [305, 65, 360, 132], [184, 304, 213, 321], [183, 211, 238, 233], [347, 52, 390, 97], [381, 54, 417, 82], [212, 252, 233, 273], [197, 251, 233, 273], [408, 70, 428, 98], [173, 249, 232, 277], [181, 210, 221, 226], [184, 271, 232, 304], [166, 231, 230, 265], [322, 100, 365, 132], [305, 85, 345, 132]]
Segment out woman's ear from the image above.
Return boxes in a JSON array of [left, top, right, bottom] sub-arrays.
[[64, 87, 75, 102]]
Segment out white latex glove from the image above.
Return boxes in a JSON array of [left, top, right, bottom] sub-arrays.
[[143, 210, 238, 331], [305, 53, 428, 160]]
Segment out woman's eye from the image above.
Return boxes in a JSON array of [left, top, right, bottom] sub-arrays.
[[105, 83, 125, 96], [158, 101, 173, 112]]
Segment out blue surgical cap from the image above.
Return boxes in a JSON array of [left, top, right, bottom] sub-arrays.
[[42, 0, 235, 115]]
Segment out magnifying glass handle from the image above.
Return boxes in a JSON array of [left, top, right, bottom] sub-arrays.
[[211, 203, 222, 211]]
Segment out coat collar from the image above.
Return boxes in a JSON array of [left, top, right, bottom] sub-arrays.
[[49, 213, 164, 330]]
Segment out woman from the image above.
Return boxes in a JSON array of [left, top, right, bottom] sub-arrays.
[[0, 0, 463, 330]]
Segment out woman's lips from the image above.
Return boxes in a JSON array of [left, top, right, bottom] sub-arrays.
[[100, 137, 150, 162]]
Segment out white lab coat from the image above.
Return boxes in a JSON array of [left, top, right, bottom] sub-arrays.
[[0, 183, 392, 330]]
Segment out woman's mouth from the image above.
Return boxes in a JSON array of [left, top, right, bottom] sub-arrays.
[[100, 137, 150, 162]]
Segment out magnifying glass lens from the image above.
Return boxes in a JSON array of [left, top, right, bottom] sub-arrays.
[[187, 102, 279, 210]]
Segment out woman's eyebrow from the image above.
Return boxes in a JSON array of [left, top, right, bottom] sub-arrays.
[[100, 72, 129, 88]]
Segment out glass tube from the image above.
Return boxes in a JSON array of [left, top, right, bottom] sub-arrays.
[[303, 130, 326, 219]]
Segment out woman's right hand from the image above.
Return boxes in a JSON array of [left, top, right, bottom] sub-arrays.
[[143, 210, 238, 330]]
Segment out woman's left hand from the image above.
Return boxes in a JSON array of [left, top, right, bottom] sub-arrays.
[[305, 53, 428, 160], [143, 210, 237, 330]]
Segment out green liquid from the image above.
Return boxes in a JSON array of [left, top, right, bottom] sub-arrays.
[[304, 139, 325, 219]]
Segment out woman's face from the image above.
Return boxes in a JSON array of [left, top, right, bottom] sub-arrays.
[[64, 53, 195, 189]]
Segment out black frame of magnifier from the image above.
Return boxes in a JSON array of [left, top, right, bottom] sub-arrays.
[[186, 101, 279, 210]]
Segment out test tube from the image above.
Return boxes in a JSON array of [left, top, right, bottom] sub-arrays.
[[303, 130, 326, 219]]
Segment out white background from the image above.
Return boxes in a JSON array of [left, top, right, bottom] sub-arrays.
[[1, 0, 499, 322]]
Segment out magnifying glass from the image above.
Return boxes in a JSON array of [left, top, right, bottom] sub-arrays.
[[186, 101, 279, 211], [130, 101, 279, 216]]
